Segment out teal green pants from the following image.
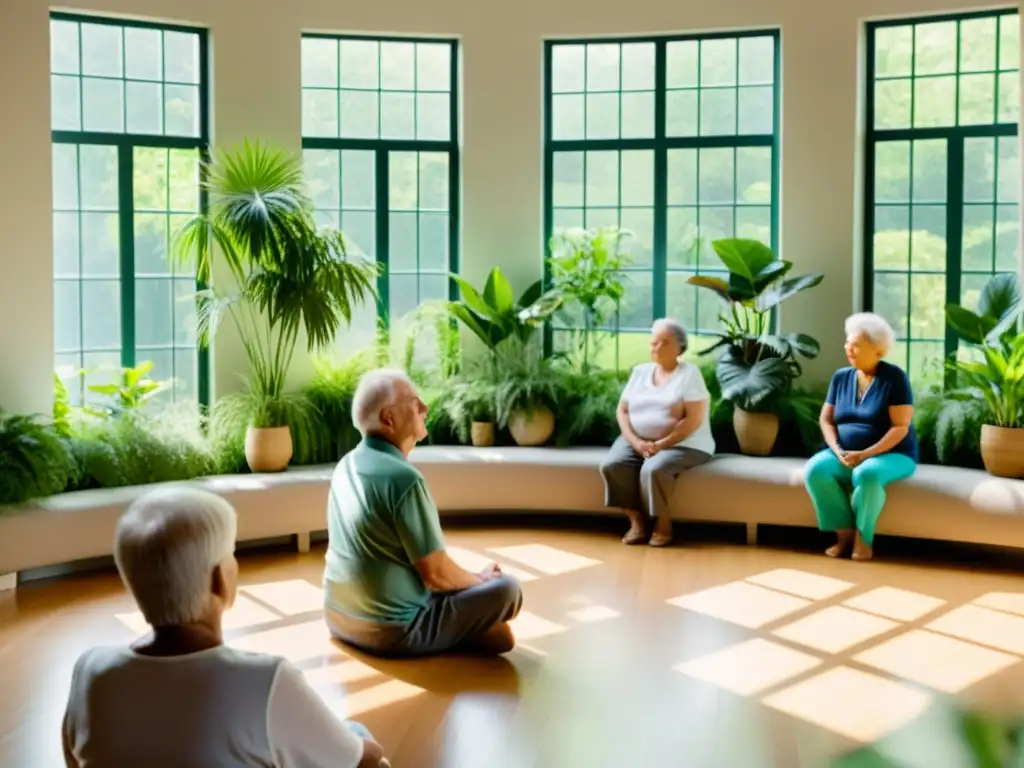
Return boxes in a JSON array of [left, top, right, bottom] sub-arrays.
[[803, 449, 917, 545]]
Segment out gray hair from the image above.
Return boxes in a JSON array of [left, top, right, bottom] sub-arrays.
[[845, 312, 895, 355], [351, 368, 415, 434], [114, 487, 237, 627], [652, 317, 689, 354]]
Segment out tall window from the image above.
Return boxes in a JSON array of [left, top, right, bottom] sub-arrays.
[[300, 35, 459, 332], [865, 10, 1020, 391], [544, 32, 780, 369], [50, 14, 208, 405]]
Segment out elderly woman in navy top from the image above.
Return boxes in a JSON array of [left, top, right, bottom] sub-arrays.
[[600, 318, 716, 547], [804, 312, 918, 561]]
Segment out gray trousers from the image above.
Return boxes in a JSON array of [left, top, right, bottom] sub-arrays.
[[600, 436, 712, 519], [325, 575, 523, 658]]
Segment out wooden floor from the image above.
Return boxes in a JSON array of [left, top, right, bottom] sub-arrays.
[[4, 523, 1024, 768]]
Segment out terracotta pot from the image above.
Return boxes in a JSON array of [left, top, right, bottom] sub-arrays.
[[509, 407, 555, 446], [244, 425, 293, 473], [980, 424, 1024, 478], [733, 408, 779, 456], [470, 421, 495, 447]]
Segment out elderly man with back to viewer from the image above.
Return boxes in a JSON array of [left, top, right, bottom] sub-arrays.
[[61, 486, 389, 768], [323, 368, 524, 657]]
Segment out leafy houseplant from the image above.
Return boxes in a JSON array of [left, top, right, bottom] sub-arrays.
[[687, 238, 823, 455], [945, 273, 1024, 477], [441, 375, 498, 447], [173, 140, 378, 472], [492, 337, 561, 446], [0, 411, 72, 506], [448, 267, 562, 361], [548, 226, 632, 372], [80, 361, 169, 418]]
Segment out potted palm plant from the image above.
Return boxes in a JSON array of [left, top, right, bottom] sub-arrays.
[[173, 140, 378, 472], [946, 273, 1024, 477], [687, 238, 823, 455]]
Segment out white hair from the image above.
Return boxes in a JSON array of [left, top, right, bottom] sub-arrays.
[[845, 312, 895, 355], [652, 317, 689, 354], [113, 487, 237, 627], [351, 368, 415, 435]]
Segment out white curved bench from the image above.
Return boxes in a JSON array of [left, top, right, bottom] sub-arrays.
[[2, 447, 1023, 588]]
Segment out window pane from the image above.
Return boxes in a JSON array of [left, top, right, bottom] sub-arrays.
[[547, 34, 778, 363], [867, 12, 1018, 390]]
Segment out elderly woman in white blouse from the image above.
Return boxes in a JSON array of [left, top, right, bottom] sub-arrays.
[[62, 487, 389, 768], [600, 318, 716, 547]]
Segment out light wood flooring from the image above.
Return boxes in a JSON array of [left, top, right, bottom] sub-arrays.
[[4, 521, 1024, 768]]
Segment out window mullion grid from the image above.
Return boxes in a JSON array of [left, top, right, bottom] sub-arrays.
[[117, 141, 135, 370], [944, 137, 965, 383], [447, 41, 460, 301], [375, 149, 390, 321], [652, 39, 668, 327]]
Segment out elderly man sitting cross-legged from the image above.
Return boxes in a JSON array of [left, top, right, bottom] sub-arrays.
[[62, 486, 389, 768], [323, 368, 524, 657]]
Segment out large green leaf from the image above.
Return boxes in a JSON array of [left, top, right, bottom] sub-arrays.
[[451, 275, 498, 321], [711, 239, 777, 291], [447, 303, 505, 350], [716, 353, 794, 410], [483, 267, 515, 314], [946, 304, 996, 345], [978, 272, 1021, 319], [755, 273, 825, 312], [686, 275, 731, 300]]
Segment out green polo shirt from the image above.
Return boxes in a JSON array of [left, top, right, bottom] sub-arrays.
[[323, 436, 446, 623]]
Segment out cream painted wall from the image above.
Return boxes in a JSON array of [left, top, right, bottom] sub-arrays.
[[0, 0, 1013, 413]]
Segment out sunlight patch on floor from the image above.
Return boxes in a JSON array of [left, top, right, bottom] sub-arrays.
[[302, 657, 382, 688], [114, 595, 279, 635], [509, 611, 567, 641], [674, 638, 822, 696], [229, 619, 347, 664], [566, 605, 621, 623], [446, 546, 540, 582], [763, 666, 932, 743], [745, 569, 855, 600], [973, 591, 1024, 618], [342, 679, 426, 717], [842, 586, 947, 622], [667, 581, 812, 629], [772, 605, 899, 654], [241, 579, 325, 615], [487, 544, 601, 575], [853, 629, 1020, 694], [926, 604, 1024, 654]]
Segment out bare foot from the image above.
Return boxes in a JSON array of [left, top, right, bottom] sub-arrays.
[[851, 533, 873, 561], [621, 510, 648, 545], [649, 517, 674, 547], [825, 530, 854, 558]]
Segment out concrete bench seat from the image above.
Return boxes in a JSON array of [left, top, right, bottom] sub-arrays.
[[2, 447, 1023, 588]]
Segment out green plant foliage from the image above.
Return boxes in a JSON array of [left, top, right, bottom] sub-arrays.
[[689, 238, 823, 413], [548, 226, 632, 371], [299, 354, 369, 465], [448, 267, 561, 352], [492, 337, 561, 428], [552, 368, 627, 447], [915, 394, 985, 469], [0, 411, 72, 506], [172, 139, 379, 425], [66, 404, 217, 491], [83, 360, 169, 417]]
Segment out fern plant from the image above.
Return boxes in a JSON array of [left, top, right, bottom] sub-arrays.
[[0, 411, 72, 506]]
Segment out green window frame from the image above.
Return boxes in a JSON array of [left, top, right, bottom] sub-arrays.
[[543, 31, 781, 370], [864, 10, 1020, 392], [300, 34, 460, 329], [49, 12, 210, 406]]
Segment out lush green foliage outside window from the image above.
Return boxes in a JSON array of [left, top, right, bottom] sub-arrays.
[[865, 10, 1020, 392], [544, 32, 780, 370], [300, 36, 459, 337], [49, 14, 208, 406]]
